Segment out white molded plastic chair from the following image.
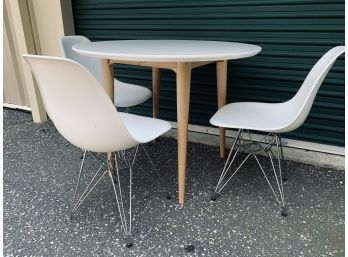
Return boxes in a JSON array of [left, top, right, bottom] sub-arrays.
[[210, 46, 345, 216], [23, 54, 171, 247], [59, 35, 152, 108]]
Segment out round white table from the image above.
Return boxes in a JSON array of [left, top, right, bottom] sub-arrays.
[[73, 40, 261, 205]]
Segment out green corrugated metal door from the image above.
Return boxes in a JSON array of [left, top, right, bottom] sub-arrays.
[[72, 0, 345, 147]]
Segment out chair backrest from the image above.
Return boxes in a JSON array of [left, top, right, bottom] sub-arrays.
[[23, 54, 137, 152], [59, 35, 103, 84], [282, 46, 345, 132]]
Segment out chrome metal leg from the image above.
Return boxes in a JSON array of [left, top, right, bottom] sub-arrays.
[[278, 135, 287, 181], [70, 157, 106, 213], [253, 151, 286, 216], [252, 134, 287, 216], [212, 129, 242, 200], [70, 152, 110, 220], [108, 155, 134, 247], [71, 143, 167, 247], [138, 144, 171, 199], [212, 131, 287, 216], [117, 144, 170, 200], [71, 150, 87, 219], [72, 164, 107, 212], [275, 134, 287, 216], [107, 143, 169, 246]]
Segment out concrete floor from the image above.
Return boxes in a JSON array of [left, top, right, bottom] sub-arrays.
[[3, 109, 344, 257]]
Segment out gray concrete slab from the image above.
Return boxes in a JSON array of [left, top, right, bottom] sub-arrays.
[[3, 109, 344, 257]]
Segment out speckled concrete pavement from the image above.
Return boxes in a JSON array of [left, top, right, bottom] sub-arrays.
[[3, 109, 344, 257]]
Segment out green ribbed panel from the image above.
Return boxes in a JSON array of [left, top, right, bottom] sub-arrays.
[[72, 0, 345, 146]]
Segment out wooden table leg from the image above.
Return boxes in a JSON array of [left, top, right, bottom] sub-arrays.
[[216, 60, 228, 159], [176, 62, 191, 205], [101, 59, 115, 100], [101, 59, 115, 161], [152, 67, 160, 118]]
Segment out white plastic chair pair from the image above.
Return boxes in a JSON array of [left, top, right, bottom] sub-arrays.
[[209, 46, 345, 216], [60, 36, 153, 161], [23, 54, 171, 247]]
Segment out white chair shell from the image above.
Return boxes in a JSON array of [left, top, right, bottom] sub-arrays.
[[211, 46, 345, 133], [59, 35, 152, 108], [23, 54, 170, 153], [209, 46, 345, 216]]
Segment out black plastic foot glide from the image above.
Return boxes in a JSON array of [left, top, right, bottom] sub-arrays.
[[69, 213, 76, 222], [184, 244, 195, 253], [165, 193, 171, 200], [281, 206, 287, 217], [211, 193, 218, 201], [126, 237, 134, 248], [282, 172, 288, 181]]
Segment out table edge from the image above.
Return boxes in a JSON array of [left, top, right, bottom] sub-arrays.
[[72, 45, 262, 63]]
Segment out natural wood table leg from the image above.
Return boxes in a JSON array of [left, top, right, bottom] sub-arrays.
[[176, 62, 192, 205], [101, 59, 115, 161], [152, 67, 160, 118], [216, 60, 228, 158], [101, 59, 114, 100]]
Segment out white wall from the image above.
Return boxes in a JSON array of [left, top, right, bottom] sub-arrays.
[[3, 0, 75, 122]]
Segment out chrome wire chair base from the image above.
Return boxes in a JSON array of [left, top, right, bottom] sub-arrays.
[[107, 153, 134, 247], [114, 144, 171, 199], [278, 136, 287, 182], [70, 144, 170, 247], [70, 150, 110, 221], [212, 129, 287, 217], [138, 144, 171, 199]]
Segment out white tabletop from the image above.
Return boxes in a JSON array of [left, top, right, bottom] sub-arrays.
[[73, 40, 261, 62]]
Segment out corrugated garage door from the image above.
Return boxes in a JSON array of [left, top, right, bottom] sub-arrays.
[[72, 0, 344, 147]]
